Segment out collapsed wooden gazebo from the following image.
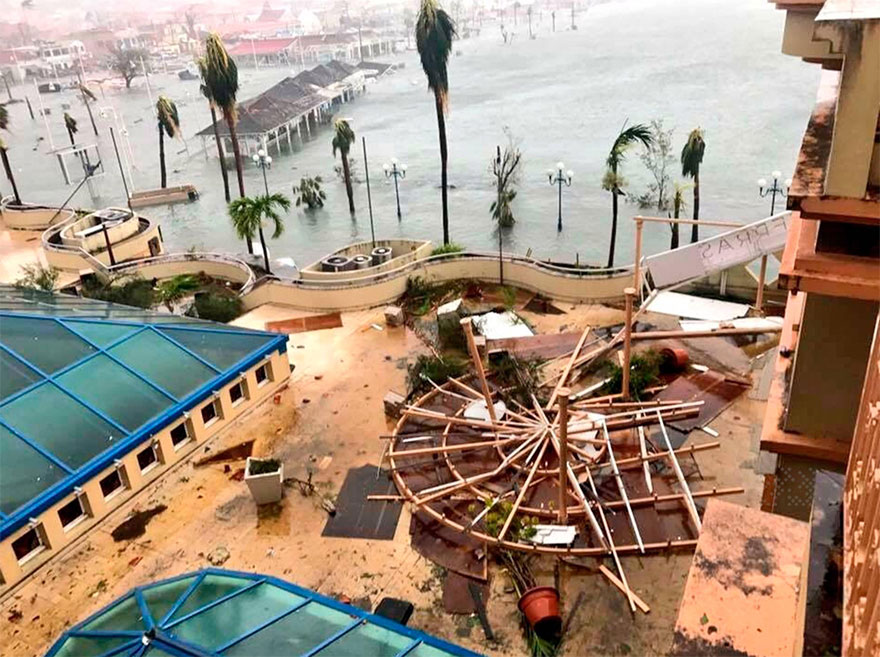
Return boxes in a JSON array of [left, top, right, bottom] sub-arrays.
[[386, 320, 745, 611]]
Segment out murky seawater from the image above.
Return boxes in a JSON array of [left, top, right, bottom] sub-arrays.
[[2, 0, 819, 268]]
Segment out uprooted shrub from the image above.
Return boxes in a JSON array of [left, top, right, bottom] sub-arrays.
[[400, 276, 465, 316], [491, 353, 545, 407], [602, 349, 661, 400], [406, 354, 467, 401]]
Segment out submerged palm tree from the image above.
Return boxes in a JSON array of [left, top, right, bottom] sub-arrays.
[[670, 182, 692, 250], [416, 0, 456, 245], [602, 122, 653, 268], [331, 119, 356, 214], [197, 56, 231, 203], [0, 104, 21, 204], [156, 96, 180, 189], [228, 193, 290, 275], [203, 33, 251, 252], [63, 112, 78, 146], [681, 128, 705, 243]]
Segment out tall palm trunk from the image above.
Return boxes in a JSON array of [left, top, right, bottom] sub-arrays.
[[158, 124, 167, 188], [434, 92, 450, 245], [225, 109, 253, 253], [690, 171, 700, 243], [66, 127, 76, 146], [210, 105, 231, 202], [672, 199, 681, 250], [257, 224, 271, 274], [1, 147, 21, 204], [341, 151, 354, 213], [607, 185, 618, 268]]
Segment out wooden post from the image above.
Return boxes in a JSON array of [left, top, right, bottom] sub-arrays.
[[633, 217, 644, 294], [622, 287, 636, 400], [755, 255, 768, 314], [558, 388, 570, 523], [461, 318, 498, 423]]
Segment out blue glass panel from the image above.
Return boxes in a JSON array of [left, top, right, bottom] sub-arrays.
[[110, 331, 216, 400], [315, 621, 412, 657], [169, 583, 304, 651], [52, 635, 136, 657], [64, 320, 138, 347], [0, 384, 123, 467], [157, 328, 274, 370], [141, 576, 198, 625], [165, 574, 251, 623], [0, 316, 95, 373], [0, 349, 41, 401], [223, 601, 353, 656], [408, 644, 461, 657], [82, 595, 145, 633], [57, 355, 171, 431], [0, 425, 67, 515]]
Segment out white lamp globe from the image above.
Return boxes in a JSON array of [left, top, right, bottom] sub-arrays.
[[567, 170, 574, 179], [265, 156, 272, 165], [391, 157, 398, 166], [758, 178, 767, 189], [772, 170, 782, 180], [785, 178, 792, 188], [556, 161, 564, 171], [383, 163, 389, 172], [257, 149, 266, 158], [252, 154, 259, 163]]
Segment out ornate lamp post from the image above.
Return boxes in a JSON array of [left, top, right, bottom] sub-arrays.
[[252, 148, 273, 195], [382, 157, 407, 219], [548, 162, 573, 231], [757, 170, 791, 215]]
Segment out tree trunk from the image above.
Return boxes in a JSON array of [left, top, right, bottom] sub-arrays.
[[66, 127, 76, 146], [607, 187, 618, 268], [1, 147, 21, 205], [434, 92, 450, 245], [159, 124, 167, 188], [258, 224, 271, 275], [210, 105, 231, 203], [691, 170, 700, 243], [125, 76, 132, 89], [225, 109, 253, 253], [672, 200, 680, 250], [341, 151, 354, 214]]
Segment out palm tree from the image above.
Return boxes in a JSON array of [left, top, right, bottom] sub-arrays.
[[228, 193, 290, 275], [156, 96, 180, 189], [0, 104, 21, 205], [670, 182, 692, 250], [197, 56, 231, 204], [155, 274, 200, 312], [602, 122, 653, 268], [331, 119, 355, 214], [63, 112, 78, 145], [202, 34, 252, 253], [681, 128, 705, 243], [416, 0, 456, 245]]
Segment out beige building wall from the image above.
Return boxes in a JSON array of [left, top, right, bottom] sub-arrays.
[[0, 349, 289, 591]]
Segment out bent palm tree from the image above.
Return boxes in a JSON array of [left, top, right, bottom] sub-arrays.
[[197, 56, 231, 203], [0, 104, 21, 204], [228, 193, 290, 275], [156, 96, 180, 189], [670, 182, 692, 250], [602, 122, 652, 268], [63, 112, 78, 145], [331, 119, 356, 214], [203, 33, 252, 254], [155, 274, 200, 312], [681, 128, 705, 243], [416, 0, 456, 245]]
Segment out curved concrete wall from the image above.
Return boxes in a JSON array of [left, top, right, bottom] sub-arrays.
[[244, 254, 633, 312], [110, 255, 254, 289], [300, 239, 433, 282], [44, 223, 162, 272], [60, 214, 141, 253], [0, 205, 75, 231]]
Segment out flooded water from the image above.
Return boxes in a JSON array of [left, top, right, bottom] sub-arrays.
[[2, 0, 819, 268]]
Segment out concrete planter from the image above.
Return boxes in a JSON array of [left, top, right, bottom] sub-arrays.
[[244, 458, 284, 505]]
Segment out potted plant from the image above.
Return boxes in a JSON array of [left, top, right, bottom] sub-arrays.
[[244, 457, 284, 505]]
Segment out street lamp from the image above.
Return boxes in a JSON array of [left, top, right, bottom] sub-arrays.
[[757, 170, 792, 215], [252, 148, 273, 195], [382, 157, 407, 219], [548, 162, 573, 231]]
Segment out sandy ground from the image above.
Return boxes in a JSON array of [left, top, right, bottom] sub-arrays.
[[0, 222, 79, 287], [0, 298, 770, 657]]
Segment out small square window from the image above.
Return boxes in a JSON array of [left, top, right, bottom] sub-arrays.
[[201, 399, 219, 426], [100, 469, 125, 499], [229, 381, 247, 406], [255, 364, 270, 386], [137, 444, 159, 472], [170, 421, 190, 448], [12, 527, 45, 563], [58, 495, 88, 530]]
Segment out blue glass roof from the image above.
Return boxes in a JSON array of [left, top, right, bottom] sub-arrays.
[[46, 569, 481, 657], [0, 298, 287, 541]]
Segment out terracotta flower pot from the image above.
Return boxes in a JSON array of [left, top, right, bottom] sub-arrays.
[[517, 586, 561, 635], [660, 346, 690, 371]]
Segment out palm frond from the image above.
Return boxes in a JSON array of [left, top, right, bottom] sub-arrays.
[[0, 104, 8, 132], [203, 33, 239, 121], [416, 0, 457, 111], [681, 128, 705, 178], [156, 96, 181, 138], [331, 119, 355, 157], [79, 84, 97, 101], [63, 112, 77, 134], [606, 123, 653, 168]]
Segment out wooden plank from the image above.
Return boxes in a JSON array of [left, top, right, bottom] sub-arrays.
[[656, 410, 702, 533], [547, 327, 592, 409], [599, 565, 650, 614], [461, 318, 497, 424]]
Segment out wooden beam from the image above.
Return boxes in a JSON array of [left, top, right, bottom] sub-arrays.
[[602, 418, 644, 552], [635, 215, 745, 228], [497, 435, 550, 542], [630, 326, 782, 340], [558, 388, 571, 523], [461, 318, 497, 423], [656, 410, 702, 533], [599, 565, 650, 614], [622, 287, 636, 400], [547, 327, 592, 409], [604, 441, 721, 470]]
